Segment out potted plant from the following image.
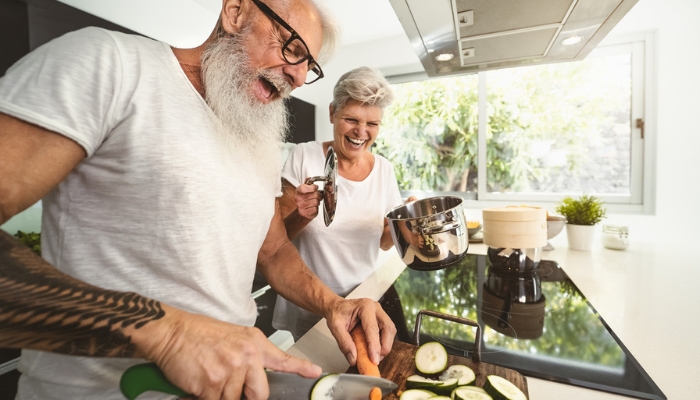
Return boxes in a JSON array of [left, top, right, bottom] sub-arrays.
[[555, 194, 606, 251]]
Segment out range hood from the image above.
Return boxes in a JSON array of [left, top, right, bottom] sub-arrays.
[[388, 0, 639, 78]]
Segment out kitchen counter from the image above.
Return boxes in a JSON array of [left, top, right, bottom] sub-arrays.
[[287, 234, 698, 399]]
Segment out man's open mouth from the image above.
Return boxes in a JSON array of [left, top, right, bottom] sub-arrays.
[[257, 77, 280, 103]]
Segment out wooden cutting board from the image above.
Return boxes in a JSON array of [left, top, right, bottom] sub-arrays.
[[348, 340, 528, 399]]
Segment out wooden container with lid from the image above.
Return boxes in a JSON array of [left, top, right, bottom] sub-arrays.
[[482, 206, 547, 249]]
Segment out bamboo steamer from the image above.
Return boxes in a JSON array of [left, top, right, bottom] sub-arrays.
[[482, 206, 547, 249]]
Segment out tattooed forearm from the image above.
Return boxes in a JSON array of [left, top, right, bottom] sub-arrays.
[[0, 230, 165, 357]]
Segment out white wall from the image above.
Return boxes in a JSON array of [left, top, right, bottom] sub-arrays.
[[585, 0, 700, 244], [57, 0, 219, 48], [294, 0, 700, 245]]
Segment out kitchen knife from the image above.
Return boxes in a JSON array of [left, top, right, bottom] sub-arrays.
[[120, 363, 397, 400]]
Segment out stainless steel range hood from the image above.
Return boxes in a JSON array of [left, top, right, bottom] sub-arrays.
[[388, 0, 639, 78]]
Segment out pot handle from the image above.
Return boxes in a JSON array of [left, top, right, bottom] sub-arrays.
[[420, 220, 461, 235], [413, 309, 482, 363], [305, 176, 328, 188]]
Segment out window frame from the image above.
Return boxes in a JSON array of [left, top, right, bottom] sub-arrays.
[[387, 31, 656, 214]]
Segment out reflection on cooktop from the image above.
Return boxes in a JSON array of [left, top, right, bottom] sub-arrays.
[[379, 254, 665, 400]]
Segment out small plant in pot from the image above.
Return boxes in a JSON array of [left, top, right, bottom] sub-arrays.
[[555, 194, 606, 251]]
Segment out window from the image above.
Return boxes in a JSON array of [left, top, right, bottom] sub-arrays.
[[375, 34, 653, 212]]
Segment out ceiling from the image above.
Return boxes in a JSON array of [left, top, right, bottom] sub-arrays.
[[57, 0, 407, 48]]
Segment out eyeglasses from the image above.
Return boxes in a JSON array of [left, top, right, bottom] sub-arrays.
[[249, 0, 324, 84]]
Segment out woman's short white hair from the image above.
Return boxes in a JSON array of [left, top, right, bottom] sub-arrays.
[[331, 67, 395, 114]]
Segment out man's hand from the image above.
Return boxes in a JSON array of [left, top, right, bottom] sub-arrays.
[[139, 308, 321, 400], [295, 182, 323, 220], [322, 298, 397, 367]]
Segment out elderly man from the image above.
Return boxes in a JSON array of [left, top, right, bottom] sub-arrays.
[[0, 0, 396, 399]]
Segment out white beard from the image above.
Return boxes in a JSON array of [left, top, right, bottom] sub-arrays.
[[201, 30, 291, 174]]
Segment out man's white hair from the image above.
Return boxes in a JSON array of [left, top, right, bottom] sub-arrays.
[[331, 66, 395, 113], [269, 0, 341, 65], [308, 0, 341, 65]]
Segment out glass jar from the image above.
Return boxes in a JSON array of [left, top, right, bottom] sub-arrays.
[[601, 225, 629, 250]]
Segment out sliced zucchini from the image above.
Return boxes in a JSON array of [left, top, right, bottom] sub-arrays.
[[483, 375, 527, 400], [400, 389, 438, 400], [310, 374, 339, 400], [415, 342, 448, 374], [406, 375, 458, 395], [406, 375, 443, 390], [451, 386, 493, 400], [435, 378, 459, 395], [439, 365, 476, 386], [452, 386, 487, 395]]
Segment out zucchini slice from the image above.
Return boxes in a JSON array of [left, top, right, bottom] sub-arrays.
[[415, 342, 448, 374], [483, 375, 527, 400], [439, 365, 476, 386], [406, 375, 443, 390], [452, 386, 488, 395], [400, 389, 438, 400], [406, 375, 458, 395], [310, 374, 340, 400], [435, 378, 458, 395], [451, 386, 493, 400]]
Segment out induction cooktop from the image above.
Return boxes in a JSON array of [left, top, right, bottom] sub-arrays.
[[379, 254, 665, 400]]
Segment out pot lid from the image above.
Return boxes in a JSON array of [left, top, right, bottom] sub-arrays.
[[321, 146, 338, 227], [304, 146, 338, 227]]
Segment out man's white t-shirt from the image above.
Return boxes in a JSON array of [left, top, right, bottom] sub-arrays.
[[272, 142, 402, 339], [0, 28, 281, 399]]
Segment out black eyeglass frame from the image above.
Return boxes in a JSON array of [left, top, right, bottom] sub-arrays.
[[249, 0, 324, 84]]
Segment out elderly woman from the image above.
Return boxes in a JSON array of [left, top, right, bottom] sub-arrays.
[[272, 67, 410, 340]]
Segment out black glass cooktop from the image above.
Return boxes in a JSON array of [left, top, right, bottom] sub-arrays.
[[379, 254, 665, 400]]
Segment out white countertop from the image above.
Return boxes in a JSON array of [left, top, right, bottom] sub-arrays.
[[287, 234, 697, 399]]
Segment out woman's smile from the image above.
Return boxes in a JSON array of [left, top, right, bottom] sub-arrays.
[[345, 136, 367, 149]]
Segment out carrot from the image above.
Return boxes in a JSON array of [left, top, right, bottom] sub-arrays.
[[350, 325, 383, 400], [369, 386, 382, 400], [350, 325, 381, 377]]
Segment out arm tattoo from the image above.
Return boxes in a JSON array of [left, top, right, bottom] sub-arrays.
[[0, 230, 165, 357]]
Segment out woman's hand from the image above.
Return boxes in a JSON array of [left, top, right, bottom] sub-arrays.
[[296, 183, 323, 221]]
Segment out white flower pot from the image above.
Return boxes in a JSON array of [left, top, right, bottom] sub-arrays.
[[566, 224, 597, 251]]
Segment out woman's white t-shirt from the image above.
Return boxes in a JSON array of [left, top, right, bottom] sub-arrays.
[[272, 142, 403, 338]]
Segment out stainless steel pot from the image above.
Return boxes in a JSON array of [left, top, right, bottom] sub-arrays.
[[386, 196, 469, 270]]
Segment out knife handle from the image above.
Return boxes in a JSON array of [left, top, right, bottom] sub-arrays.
[[120, 363, 190, 400]]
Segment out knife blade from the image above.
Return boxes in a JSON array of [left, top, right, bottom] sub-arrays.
[[267, 370, 396, 400], [120, 363, 397, 400]]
